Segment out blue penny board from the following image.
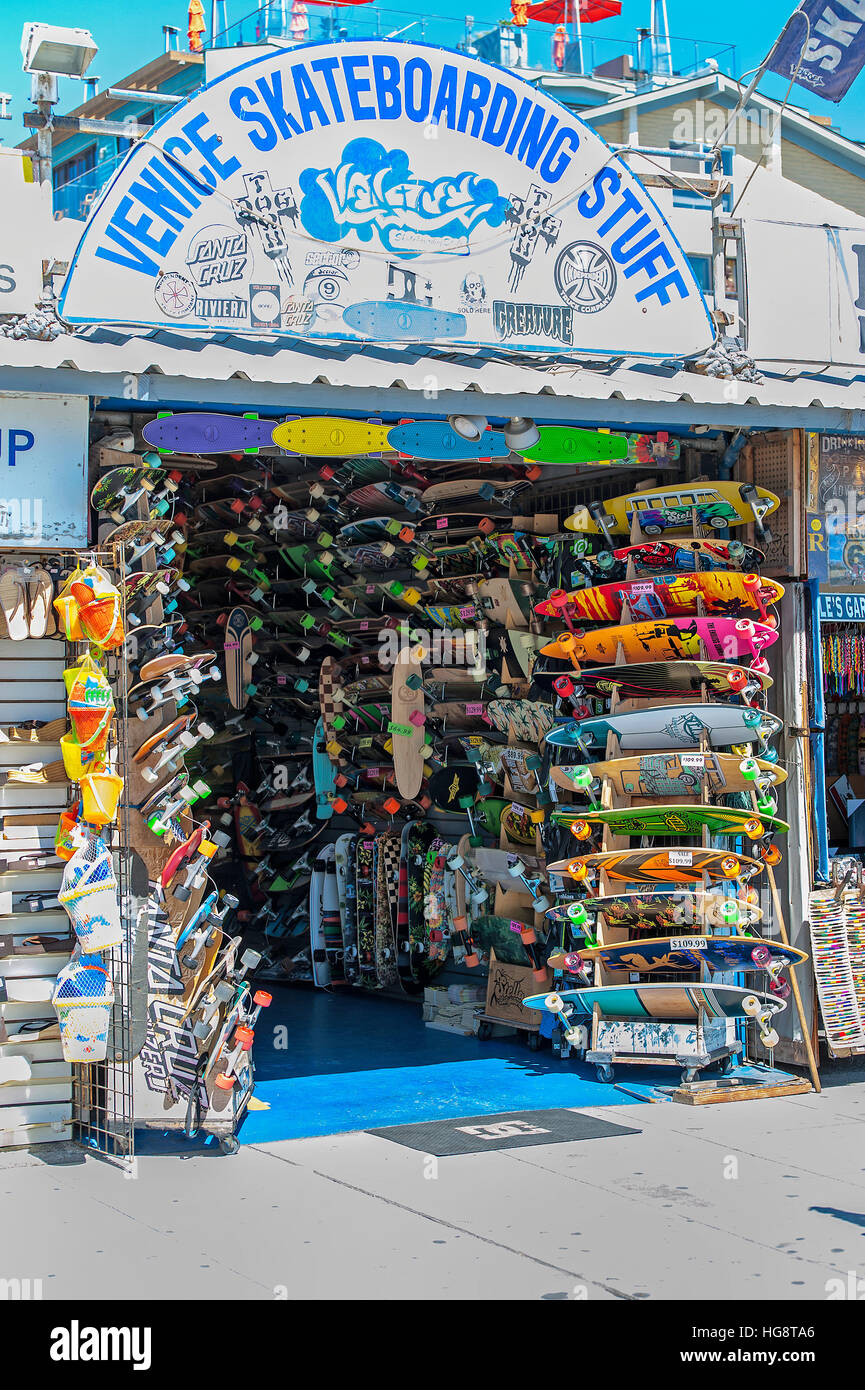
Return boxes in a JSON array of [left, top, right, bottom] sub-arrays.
[[387, 421, 511, 461], [344, 301, 467, 341]]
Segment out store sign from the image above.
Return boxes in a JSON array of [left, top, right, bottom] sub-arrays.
[[818, 591, 865, 621], [745, 220, 865, 366], [58, 40, 712, 357], [0, 393, 88, 548], [0, 153, 50, 316], [806, 433, 865, 584]]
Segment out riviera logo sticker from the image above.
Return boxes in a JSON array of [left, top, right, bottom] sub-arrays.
[[298, 137, 509, 255]]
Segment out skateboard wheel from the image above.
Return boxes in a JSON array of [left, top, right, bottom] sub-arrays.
[[735, 620, 756, 637], [761, 844, 782, 866], [253, 991, 272, 1008], [743, 818, 765, 840], [742, 708, 761, 727], [760, 1028, 780, 1048], [215, 1072, 237, 1091], [532, 967, 547, 983], [464, 953, 479, 968], [721, 856, 740, 878], [452, 914, 468, 932], [520, 927, 537, 945], [726, 668, 748, 692], [739, 758, 759, 780], [553, 676, 576, 697], [750, 944, 771, 968], [768, 977, 791, 1000], [741, 994, 762, 1018], [478, 518, 496, 536], [544, 993, 564, 1012], [727, 540, 745, 560], [719, 901, 740, 924], [567, 860, 588, 881], [570, 820, 592, 841], [567, 903, 589, 925]]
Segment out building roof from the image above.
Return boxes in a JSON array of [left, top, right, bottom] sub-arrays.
[[0, 327, 862, 433]]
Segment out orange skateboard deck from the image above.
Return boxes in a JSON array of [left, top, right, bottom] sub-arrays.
[[540, 616, 778, 664], [536, 571, 784, 623]]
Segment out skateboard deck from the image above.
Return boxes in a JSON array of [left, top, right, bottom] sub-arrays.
[[544, 890, 764, 931], [568, 935, 807, 975], [550, 847, 765, 884], [545, 703, 782, 751], [334, 833, 359, 983], [374, 830, 400, 988], [572, 661, 772, 699], [612, 539, 765, 572], [271, 417, 392, 456], [518, 426, 629, 465], [540, 616, 779, 664], [536, 571, 784, 623], [522, 982, 785, 1023], [553, 803, 789, 839], [313, 718, 336, 819], [565, 482, 780, 534], [309, 850, 330, 988], [387, 420, 511, 461], [343, 301, 467, 342], [468, 915, 545, 970], [551, 752, 786, 798], [143, 412, 276, 454], [391, 647, 426, 800], [222, 608, 252, 711], [421, 478, 531, 509]]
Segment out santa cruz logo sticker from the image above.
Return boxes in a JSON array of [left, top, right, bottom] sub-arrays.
[[554, 241, 616, 314]]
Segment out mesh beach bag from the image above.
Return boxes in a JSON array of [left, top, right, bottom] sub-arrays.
[[52, 954, 115, 1062], [58, 834, 122, 951]]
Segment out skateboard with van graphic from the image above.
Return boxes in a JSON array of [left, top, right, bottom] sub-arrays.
[[565, 482, 779, 539]]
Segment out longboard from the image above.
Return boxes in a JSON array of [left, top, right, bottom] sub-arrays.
[[612, 539, 765, 572], [271, 417, 392, 456], [536, 571, 784, 623], [313, 718, 336, 819], [552, 803, 789, 839], [551, 752, 786, 798], [565, 935, 807, 975], [544, 889, 764, 931], [565, 482, 780, 534], [571, 661, 772, 699], [517, 426, 629, 465], [391, 647, 426, 800], [549, 847, 765, 883], [545, 703, 782, 751], [387, 420, 511, 461], [540, 616, 778, 664], [222, 608, 253, 712], [522, 983, 785, 1023], [143, 411, 276, 454]]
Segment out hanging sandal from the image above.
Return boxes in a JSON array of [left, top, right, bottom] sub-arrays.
[[27, 566, 54, 639], [0, 567, 29, 641]]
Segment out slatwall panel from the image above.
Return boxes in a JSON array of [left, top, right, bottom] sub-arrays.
[[0, 637, 73, 1148], [740, 431, 806, 579]]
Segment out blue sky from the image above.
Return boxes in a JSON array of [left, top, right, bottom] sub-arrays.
[[3, 0, 865, 141]]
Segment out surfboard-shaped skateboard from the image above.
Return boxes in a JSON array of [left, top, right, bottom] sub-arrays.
[[536, 571, 784, 623], [540, 617, 778, 664], [565, 482, 780, 535], [552, 803, 789, 840], [558, 935, 807, 976], [545, 703, 782, 751], [551, 752, 786, 798], [571, 661, 772, 699], [548, 847, 765, 884]]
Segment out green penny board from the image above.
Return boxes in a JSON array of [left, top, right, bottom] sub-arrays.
[[519, 427, 630, 465], [552, 805, 789, 838]]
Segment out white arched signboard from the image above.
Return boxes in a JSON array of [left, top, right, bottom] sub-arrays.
[[59, 40, 713, 357]]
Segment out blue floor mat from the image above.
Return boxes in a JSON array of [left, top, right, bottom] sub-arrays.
[[233, 988, 669, 1145]]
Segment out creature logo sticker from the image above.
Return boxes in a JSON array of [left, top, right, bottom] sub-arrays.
[[492, 300, 573, 344], [298, 137, 509, 256], [555, 241, 617, 314]]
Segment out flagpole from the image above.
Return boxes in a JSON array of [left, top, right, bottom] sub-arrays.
[[713, 6, 809, 153]]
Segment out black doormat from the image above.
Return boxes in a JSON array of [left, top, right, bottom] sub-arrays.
[[366, 1108, 639, 1156]]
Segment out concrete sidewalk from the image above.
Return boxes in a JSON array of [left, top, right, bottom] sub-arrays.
[[2, 1078, 864, 1301]]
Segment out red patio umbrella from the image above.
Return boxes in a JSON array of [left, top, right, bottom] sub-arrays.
[[526, 0, 621, 22]]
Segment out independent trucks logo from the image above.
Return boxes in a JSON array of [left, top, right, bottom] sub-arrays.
[[49, 1321, 152, 1371]]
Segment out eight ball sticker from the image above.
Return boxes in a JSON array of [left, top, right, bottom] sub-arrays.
[[554, 242, 617, 314], [249, 284, 282, 329]]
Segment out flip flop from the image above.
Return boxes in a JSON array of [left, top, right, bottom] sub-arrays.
[[0, 568, 29, 641], [27, 566, 54, 639]]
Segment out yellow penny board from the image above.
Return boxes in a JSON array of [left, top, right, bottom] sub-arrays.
[[272, 417, 393, 456], [565, 481, 779, 534]]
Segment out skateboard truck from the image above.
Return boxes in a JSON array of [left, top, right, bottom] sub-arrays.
[[214, 990, 273, 1091], [587, 500, 616, 549], [742, 992, 780, 1048], [506, 856, 551, 912], [543, 992, 589, 1049], [739, 484, 773, 544]]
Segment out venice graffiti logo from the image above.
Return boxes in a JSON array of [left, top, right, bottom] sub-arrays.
[[298, 137, 509, 255]]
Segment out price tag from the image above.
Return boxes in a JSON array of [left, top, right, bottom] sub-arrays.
[[669, 851, 693, 867], [357, 737, 373, 750], [365, 585, 376, 594], [465, 702, 483, 716], [367, 766, 380, 778], [680, 753, 705, 770], [508, 921, 524, 935], [388, 720, 411, 737], [436, 517, 449, 529], [670, 938, 705, 950], [277, 674, 287, 685], [631, 582, 656, 595], [359, 621, 369, 631], [458, 606, 476, 620]]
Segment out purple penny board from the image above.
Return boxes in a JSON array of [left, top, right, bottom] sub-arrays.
[[143, 412, 277, 455]]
